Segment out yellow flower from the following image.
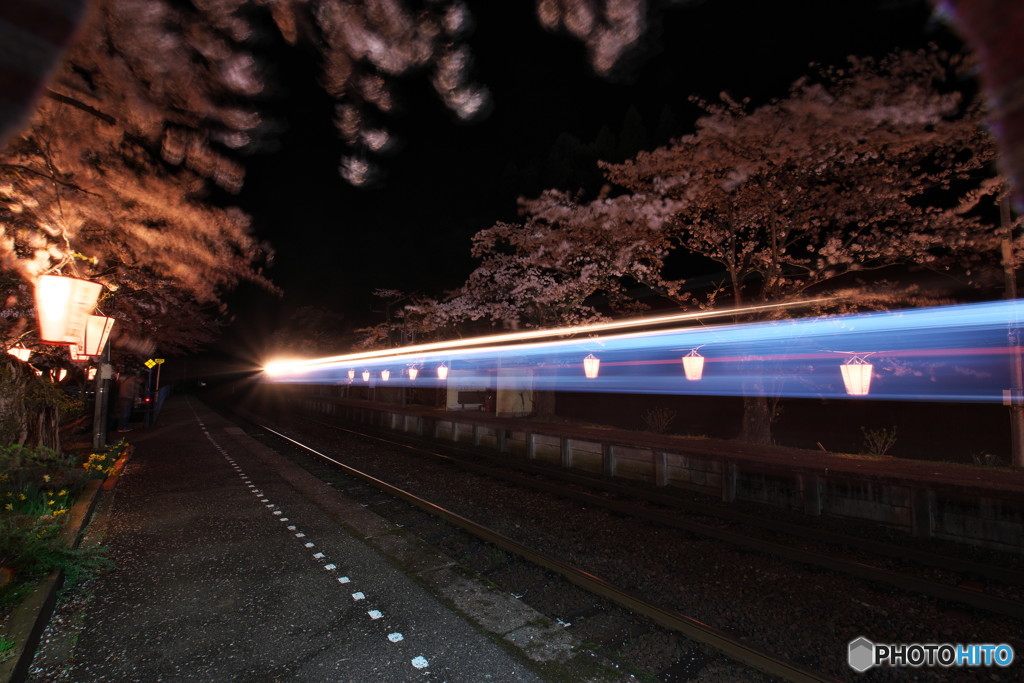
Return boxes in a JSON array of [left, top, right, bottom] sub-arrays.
[[47, 500, 55, 505], [43, 474, 51, 483], [54, 509, 67, 516], [4, 504, 11, 511], [58, 489, 68, 496], [18, 494, 25, 501]]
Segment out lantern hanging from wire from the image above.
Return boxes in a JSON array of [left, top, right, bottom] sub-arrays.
[[682, 349, 705, 381], [437, 363, 449, 380], [34, 275, 102, 344], [408, 366, 419, 381], [362, 370, 370, 382], [6, 345, 31, 362], [840, 354, 874, 396], [583, 353, 600, 379], [381, 369, 390, 381]]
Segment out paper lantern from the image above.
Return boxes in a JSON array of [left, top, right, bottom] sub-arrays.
[[380, 369, 390, 381], [408, 366, 419, 380], [841, 356, 873, 396], [71, 314, 114, 358], [362, 370, 370, 382], [34, 275, 102, 344], [347, 369, 355, 380], [583, 353, 600, 379], [6, 346, 31, 361], [437, 363, 449, 380], [682, 349, 705, 381]]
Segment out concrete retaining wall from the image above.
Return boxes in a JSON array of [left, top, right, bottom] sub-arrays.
[[301, 398, 1023, 553]]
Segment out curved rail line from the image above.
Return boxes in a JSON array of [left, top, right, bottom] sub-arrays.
[[281, 412, 1024, 620], [255, 422, 833, 683]]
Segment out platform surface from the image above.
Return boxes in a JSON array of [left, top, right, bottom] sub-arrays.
[[35, 396, 545, 681]]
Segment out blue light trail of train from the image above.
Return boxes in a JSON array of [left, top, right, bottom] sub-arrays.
[[263, 299, 1024, 403]]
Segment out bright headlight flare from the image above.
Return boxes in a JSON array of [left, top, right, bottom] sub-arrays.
[[263, 299, 1024, 404], [263, 359, 315, 377], [265, 298, 830, 374]]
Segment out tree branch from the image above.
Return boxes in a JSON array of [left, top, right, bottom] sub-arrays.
[[0, 163, 102, 197], [44, 90, 117, 126]]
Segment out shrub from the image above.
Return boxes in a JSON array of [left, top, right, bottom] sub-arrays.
[[641, 407, 677, 434], [860, 426, 897, 456]]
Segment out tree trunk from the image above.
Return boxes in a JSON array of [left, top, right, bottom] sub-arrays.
[[0, 357, 61, 451], [532, 389, 556, 417], [738, 394, 774, 445]]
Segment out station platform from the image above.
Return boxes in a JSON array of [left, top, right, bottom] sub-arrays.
[[27, 396, 569, 681]]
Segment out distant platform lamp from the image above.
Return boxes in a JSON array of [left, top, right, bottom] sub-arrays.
[[34, 274, 102, 344], [408, 366, 419, 380], [682, 349, 705, 381], [841, 354, 874, 396], [583, 353, 600, 379], [362, 370, 370, 382], [347, 369, 355, 381], [380, 369, 390, 381], [437, 363, 449, 380]]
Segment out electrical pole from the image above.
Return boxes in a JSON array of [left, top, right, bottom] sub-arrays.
[[1001, 194, 1024, 468]]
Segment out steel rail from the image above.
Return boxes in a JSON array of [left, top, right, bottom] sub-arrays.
[[348, 419, 1023, 584], [290, 414, 1024, 619], [256, 422, 835, 683]]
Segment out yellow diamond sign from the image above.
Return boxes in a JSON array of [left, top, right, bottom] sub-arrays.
[[144, 359, 156, 369]]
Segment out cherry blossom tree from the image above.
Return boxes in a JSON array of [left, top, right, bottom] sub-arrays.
[[395, 48, 1004, 441]]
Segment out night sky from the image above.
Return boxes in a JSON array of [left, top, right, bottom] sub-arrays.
[[216, 0, 955, 360]]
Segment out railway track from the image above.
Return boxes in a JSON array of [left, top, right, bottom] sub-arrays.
[[215, 398, 1024, 681], [284, 410, 1024, 615], [260, 422, 830, 682]]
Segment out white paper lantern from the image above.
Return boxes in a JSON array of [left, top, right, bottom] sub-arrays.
[[362, 370, 370, 382], [841, 356, 873, 396], [408, 366, 419, 380], [34, 275, 102, 344], [682, 349, 705, 381], [380, 369, 390, 381], [583, 353, 600, 379], [347, 369, 355, 380], [437, 363, 449, 380], [71, 314, 115, 358], [6, 346, 31, 361]]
